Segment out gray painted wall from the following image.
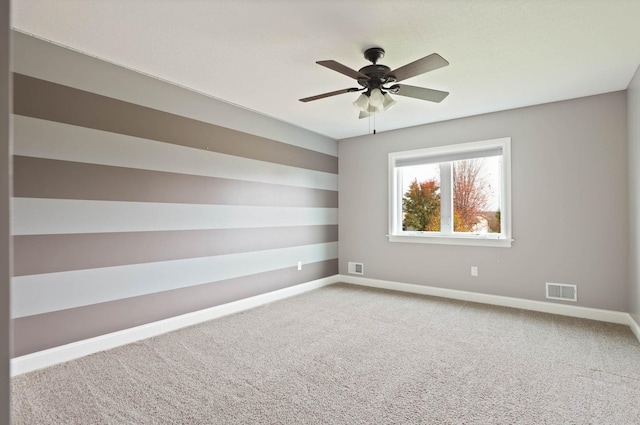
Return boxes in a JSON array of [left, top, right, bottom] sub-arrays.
[[1, 0, 9, 421], [629, 65, 640, 325], [339, 92, 629, 312]]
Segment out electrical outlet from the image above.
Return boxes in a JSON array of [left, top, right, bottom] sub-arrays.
[[471, 266, 478, 277], [297, 261, 302, 271], [348, 262, 364, 275]]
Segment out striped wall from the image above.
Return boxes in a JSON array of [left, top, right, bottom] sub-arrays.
[[11, 32, 338, 357], [1, 4, 10, 420]]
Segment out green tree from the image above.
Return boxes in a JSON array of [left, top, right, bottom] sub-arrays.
[[402, 178, 440, 231], [488, 209, 501, 233]]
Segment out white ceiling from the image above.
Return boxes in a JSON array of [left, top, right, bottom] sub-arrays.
[[11, 0, 640, 140]]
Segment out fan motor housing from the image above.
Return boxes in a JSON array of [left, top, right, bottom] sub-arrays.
[[357, 64, 394, 88]]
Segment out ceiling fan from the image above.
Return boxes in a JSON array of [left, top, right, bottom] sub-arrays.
[[299, 47, 450, 119]]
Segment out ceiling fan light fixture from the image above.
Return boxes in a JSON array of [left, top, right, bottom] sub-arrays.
[[382, 92, 396, 111], [301, 47, 450, 121], [353, 93, 369, 111], [368, 88, 384, 108]]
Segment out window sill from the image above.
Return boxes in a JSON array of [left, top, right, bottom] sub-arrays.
[[388, 234, 513, 248]]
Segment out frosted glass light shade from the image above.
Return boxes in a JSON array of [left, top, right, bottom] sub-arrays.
[[383, 92, 396, 110], [352, 93, 369, 111], [368, 88, 384, 107]]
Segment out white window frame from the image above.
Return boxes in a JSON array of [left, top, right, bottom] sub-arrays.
[[388, 137, 512, 247]]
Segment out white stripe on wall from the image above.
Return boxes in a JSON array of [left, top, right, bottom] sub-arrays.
[[12, 242, 339, 318], [13, 198, 338, 235], [13, 115, 338, 191], [12, 31, 339, 157]]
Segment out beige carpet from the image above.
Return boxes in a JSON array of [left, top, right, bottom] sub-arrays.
[[11, 283, 640, 424]]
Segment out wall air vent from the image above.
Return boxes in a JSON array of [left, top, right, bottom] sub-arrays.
[[546, 282, 577, 302]]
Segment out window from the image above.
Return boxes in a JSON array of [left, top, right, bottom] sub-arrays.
[[388, 138, 511, 247]]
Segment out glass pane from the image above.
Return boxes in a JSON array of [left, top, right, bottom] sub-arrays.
[[401, 163, 441, 231], [452, 156, 501, 233]]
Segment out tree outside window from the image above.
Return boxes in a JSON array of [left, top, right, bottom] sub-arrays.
[[401, 158, 501, 234]]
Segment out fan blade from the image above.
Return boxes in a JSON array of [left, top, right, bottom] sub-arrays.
[[299, 88, 359, 102], [393, 84, 449, 103], [386, 53, 449, 82], [317, 60, 370, 80]]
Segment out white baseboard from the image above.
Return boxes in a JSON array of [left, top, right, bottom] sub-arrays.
[[629, 315, 640, 343], [338, 275, 638, 333], [11, 275, 340, 376], [13, 274, 639, 376]]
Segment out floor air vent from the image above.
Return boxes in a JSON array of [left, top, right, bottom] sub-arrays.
[[546, 282, 577, 302]]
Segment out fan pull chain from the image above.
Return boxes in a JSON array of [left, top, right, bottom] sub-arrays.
[[366, 109, 377, 135]]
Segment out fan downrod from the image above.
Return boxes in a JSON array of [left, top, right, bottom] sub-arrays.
[[364, 47, 385, 64]]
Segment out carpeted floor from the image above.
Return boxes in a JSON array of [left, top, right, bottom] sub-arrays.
[[11, 283, 640, 424]]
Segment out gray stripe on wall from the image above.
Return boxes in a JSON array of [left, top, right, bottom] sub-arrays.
[[14, 225, 338, 276], [12, 73, 338, 174], [13, 242, 338, 318], [11, 259, 338, 356], [14, 156, 338, 207], [13, 115, 337, 191]]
